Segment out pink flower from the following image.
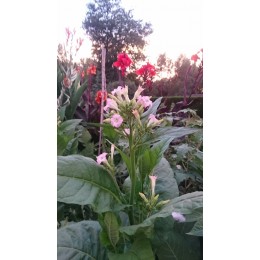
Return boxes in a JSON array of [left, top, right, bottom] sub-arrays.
[[96, 152, 108, 164], [111, 86, 123, 95], [137, 96, 153, 109], [111, 86, 130, 102], [111, 144, 115, 161], [147, 114, 161, 127], [133, 86, 144, 100], [104, 98, 118, 112], [149, 175, 157, 197], [124, 128, 130, 135], [171, 212, 186, 222], [132, 109, 140, 119], [111, 114, 123, 128]]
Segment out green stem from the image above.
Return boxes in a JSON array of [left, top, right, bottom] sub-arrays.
[[129, 120, 136, 225]]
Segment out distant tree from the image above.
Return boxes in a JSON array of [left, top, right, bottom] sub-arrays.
[[152, 54, 203, 97], [156, 53, 175, 79], [82, 0, 153, 82]]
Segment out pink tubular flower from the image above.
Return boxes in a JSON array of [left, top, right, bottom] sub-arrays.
[[111, 114, 123, 128], [124, 128, 130, 135], [147, 114, 162, 127], [111, 86, 130, 102], [96, 152, 108, 164], [137, 96, 153, 109], [172, 212, 186, 222], [149, 175, 158, 197], [111, 86, 123, 96], [133, 86, 144, 100], [104, 98, 119, 112], [132, 109, 140, 119]]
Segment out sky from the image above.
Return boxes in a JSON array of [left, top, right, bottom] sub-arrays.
[[58, 0, 202, 64]]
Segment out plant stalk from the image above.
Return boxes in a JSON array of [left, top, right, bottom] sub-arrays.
[[129, 120, 136, 225]]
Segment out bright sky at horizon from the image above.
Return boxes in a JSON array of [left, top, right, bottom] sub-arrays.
[[58, 0, 202, 64]]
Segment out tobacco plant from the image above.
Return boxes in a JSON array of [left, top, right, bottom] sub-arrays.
[[57, 86, 203, 259]]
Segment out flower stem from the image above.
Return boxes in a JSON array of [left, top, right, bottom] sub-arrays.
[[129, 120, 136, 225]]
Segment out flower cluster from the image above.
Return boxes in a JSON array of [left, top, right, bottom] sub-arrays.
[[103, 85, 160, 130], [136, 62, 156, 77], [113, 53, 132, 76], [139, 175, 170, 213], [136, 62, 156, 89], [87, 65, 97, 75], [79, 65, 96, 79]]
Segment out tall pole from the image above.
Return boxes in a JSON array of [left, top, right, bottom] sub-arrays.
[[98, 44, 106, 155]]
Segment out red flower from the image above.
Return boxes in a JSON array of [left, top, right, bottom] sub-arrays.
[[113, 53, 132, 76], [95, 90, 107, 104], [136, 62, 156, 77], [191, 54, 200, 62], [87, 65, 97, 75], [135, 62, 156, 89]]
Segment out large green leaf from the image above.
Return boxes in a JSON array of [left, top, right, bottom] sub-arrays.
[[57, 134, 70, 156], [57, 155, 124, 213], [57, 119, 83, 155], [63, 137, 78, 155], [108, 236, 154, 260], [138, 144, 162, 182], [153, 217, 202, 260], [150, 127, 198, 145], [187, 217, 203, 236], [104, 212, 120, 249], [140, 127, 198, 170], [154, 158, 179, 201], [120, 191, 202, 237], [58, 119, 82, 136], [57, 220, 108, 260]]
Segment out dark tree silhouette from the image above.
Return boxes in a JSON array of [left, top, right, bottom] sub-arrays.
[[82, 0, 153, 82]]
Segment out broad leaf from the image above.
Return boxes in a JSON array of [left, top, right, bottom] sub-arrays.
[[154, 158, 179, 200], [63, 137, 78, 155], [57, 134, 70, 156], [104, 212, 120, 249], [138, 144, 162, 182], [141, 127, 198, 169], [120, 191, 202, 237], [108, 236, 154, 260], [187, 217, 203, 236], [153, 217, 202, 260], [57, 220, 108, 260], [58, 119, 82, 136], [150, 126, 198, 145], [57, 155, 124, 213], [103, 124, 119, 143]]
